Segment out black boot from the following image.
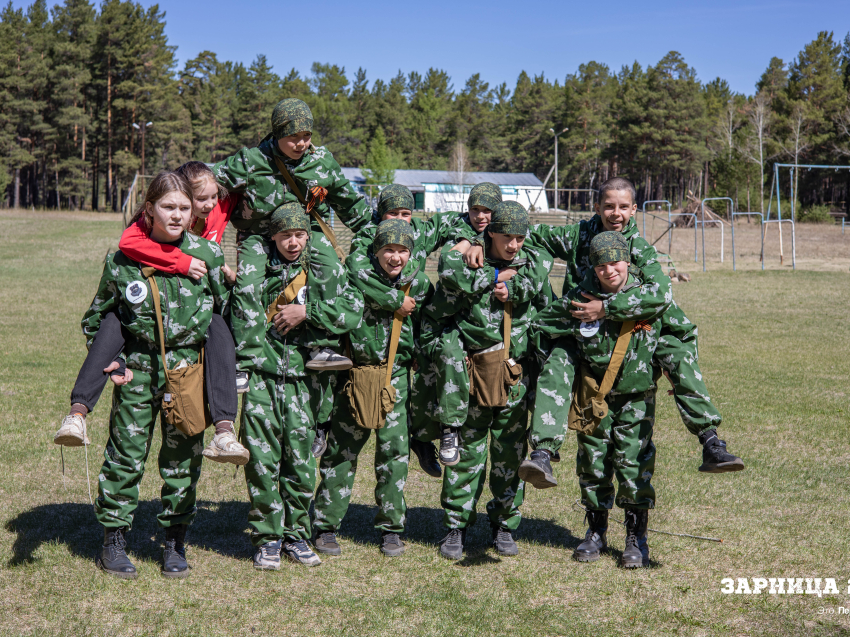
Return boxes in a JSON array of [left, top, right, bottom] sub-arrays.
[[410, 438, 442, 478], [698, 430, 745, 473], [518, 449, 557, 489], [621, 508, 649, 568], [97, 527, 137, 579], [573, 509, 608, 562], [161, 524, 190, 578]]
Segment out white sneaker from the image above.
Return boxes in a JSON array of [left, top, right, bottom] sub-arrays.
[[54, 414, 90, 447], [235, 372, 250, 394], [283, 539, 322, 566], [202, 431, 250, 465], [305, 347, 353, 371]]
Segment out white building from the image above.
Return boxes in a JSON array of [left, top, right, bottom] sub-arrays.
[[340, 168, 549, 213]]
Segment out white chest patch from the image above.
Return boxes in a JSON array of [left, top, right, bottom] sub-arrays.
[[125, 280, 148, 305], [579, 320, 601, 337], [295, 286, 307, 305]]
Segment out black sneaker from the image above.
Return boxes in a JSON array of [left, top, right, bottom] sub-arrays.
[[311, 422, 329, 459], [491, 526, 519, 556], [96, 527, 137, 579], [314, 531, 341, 556], [518, 449, 557, 489], [439, 528, 466, 560], [698, 431, 745, 473], [235, 371, 250, 394], [161, 524, 190, 578], [439, 427, 460, 466], [410, 438, 442, 478], [380, 532, 405, 557], [253, 539, 282, 570]]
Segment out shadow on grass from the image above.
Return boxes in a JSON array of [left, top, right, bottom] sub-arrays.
[[5, 499, 252, 566]]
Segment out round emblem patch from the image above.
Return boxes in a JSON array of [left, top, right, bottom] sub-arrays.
[[125, 280, 148, 305], [295, 286, 307, 305], [579, 320, 601, 337]]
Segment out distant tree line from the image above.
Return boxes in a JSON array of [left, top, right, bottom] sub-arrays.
[[2, 0, 850, 216]]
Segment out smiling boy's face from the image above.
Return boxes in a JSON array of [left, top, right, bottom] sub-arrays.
[[488, 231, 524, 261], [593, 260, 629, 293], [596, 189, 637, 232]]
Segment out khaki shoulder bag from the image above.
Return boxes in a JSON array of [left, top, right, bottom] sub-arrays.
[[265, 270, 308, 323], [567, 320, 635, 435], [344, 283, 411, 429], [272, 156, 346, 261], [143, 267, 212, 437], [468, 301, 524, 409]]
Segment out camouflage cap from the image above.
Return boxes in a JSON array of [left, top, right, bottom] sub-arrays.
[[488, 201, 528, 236], [589, 231, 630, 266], [271, 98, 313, 139], [269, 201, 310, 236], [468, 182, 502, 211], [373, 218, 415, 253], [377, 184, 414, 218]]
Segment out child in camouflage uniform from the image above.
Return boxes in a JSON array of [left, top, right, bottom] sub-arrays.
[[312, 220, 433, 557], [420, 202, 553, 560], [213, 98, 372, 385], [83, 172, 231, 579], [242, 202, 364, 570]]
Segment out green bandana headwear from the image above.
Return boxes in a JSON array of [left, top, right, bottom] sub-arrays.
[[468, 182, 502, 211], [589, 231, 630, 266], [373, 219, 414, 253], [269, 201, 310, 236], [377, 184, 414, 218], [488, 201, 528, 236], [272, 98, 313, 140]]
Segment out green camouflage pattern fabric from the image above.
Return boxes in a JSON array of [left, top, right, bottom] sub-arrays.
[[441, 375, 530, 531], [577, 391, 656, 510], [82, 233, 230, 375], [373, 218, 415, 254], [314, 368, 412, 534], [96, 366, 205, 529], [269, 201, 311, 236], [488, 201, 529, 236], [467, 182, 502, 211], [241, 371, 321, 545], [271, 98, 313, 139], [589, 231, 630, 266], [377, 184, 414, 217]]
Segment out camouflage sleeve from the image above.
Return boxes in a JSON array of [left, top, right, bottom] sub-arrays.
[[530, 287, 582, 342], [418, 282, 464, 360], [528, 223, 581, 261], [604, 237, 673, 321], [306, 236, 364, 335], [81, 258, 121, 350], [414, 212, 476, 256], [345, 250, 405, 313], [306, 149, 372, 234], [212, 148, 252, 195], [437, 246, 496, 296], [504, 248, 555, 304], [203, 241, 231, 317]]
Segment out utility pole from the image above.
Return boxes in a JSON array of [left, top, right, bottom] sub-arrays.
[[132, 121, 153, 192], [549, 127, 568, 211]]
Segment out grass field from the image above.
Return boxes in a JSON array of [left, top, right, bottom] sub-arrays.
[[1, 210, 849, 637]]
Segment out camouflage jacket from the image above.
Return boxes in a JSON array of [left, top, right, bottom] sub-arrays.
[[529, 215, 672, 321], [213, 136, 371, 236], [346, 211, 476, 312], [256, 232, 364, 377], [81, 233, 230, 381], [346, 252, 433, 369], [533, 268, 661, 397], [421, 243, 554, 361]]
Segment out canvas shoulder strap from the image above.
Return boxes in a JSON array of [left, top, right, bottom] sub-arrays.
[[142, 266, 169, 370], [597, 320, 636, 397], [502, 301, 513, 359], [272, 155, 341, 253], [265, 269, 308, 323], [385, 282, 412, 387]]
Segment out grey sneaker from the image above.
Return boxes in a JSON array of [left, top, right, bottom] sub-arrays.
[[283, 539, 322, 566], [492, 526, 519, 556], [305, 347, 354, 371], [202, 431, 250, 466], [235, 371, 250, 394], [380, 532, 405, 557], [439, 528, 466, 560], [54, 413, 90, 447], [314, 531, 341, 556], [253, 540, 282, 570]]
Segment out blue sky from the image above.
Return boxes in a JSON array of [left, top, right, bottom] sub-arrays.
[[14, 0, 850, 95]]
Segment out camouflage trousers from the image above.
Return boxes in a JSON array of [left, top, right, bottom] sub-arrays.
[[655, 304, 722, 436], [409, 352, 442, 443], [231, 232, 271, 374], [314, 370, 411, 534], [241, 371, 319, 546], [95, 367, 204, 530], [441, 374, 530, 532], [431, 328, 472, 429], [528, 337, 577, 454], [577, 390, 656, 511]]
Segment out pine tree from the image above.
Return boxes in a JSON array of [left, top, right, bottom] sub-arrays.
[[362, 126, 395, 185]]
